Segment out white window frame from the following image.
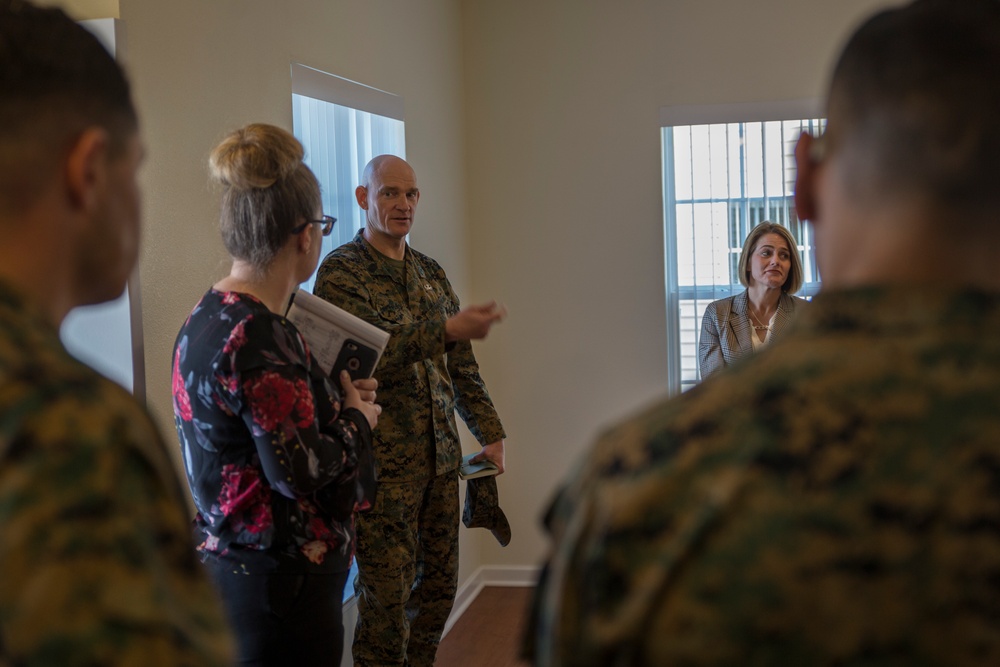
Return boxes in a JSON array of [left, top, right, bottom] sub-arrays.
[[661, 100, 824, 394]]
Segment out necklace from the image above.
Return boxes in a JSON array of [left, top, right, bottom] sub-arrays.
[[748, 309, 772, 332]]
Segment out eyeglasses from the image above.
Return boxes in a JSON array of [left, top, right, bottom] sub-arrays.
[[292, 215, 336, 236]]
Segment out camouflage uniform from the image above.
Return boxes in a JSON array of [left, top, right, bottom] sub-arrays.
[[314, 230, 505, 666], [0, 280, 234, 666], [528, 286, 1000, 666]]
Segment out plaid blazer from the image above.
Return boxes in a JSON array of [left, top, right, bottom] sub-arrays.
[[698, 290, 806, 380]]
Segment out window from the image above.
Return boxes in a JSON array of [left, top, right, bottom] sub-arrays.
[[290, 63, 406, 293], [662, 103, 825, 393], [290, 65, 406, 601]]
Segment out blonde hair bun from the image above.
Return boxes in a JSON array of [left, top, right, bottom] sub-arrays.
[[209, 123, 304, 191]]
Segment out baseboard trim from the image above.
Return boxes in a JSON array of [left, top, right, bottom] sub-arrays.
[[442, 565, 540, 637]]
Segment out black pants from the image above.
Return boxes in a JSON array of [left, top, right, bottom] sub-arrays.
[[206, 561, 349, 667]]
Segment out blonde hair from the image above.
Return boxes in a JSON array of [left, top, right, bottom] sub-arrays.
[[209, 123, 320, 271], [737, 221, 804, 294]]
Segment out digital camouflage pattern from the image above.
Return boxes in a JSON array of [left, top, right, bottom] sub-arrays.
[[314, 230, 505, 666], [529, 286, 1000, 666], [0, 281, 234, 667], [313, 230, 505, 483], [353, 474, 459, 666]]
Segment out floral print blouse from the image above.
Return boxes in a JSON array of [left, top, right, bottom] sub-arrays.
[[172, 289, 374, 574]]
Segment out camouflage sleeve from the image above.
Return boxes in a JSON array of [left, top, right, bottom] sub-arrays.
[[0, 393, 233, 666], [527, 413, 696, 667], [314, 258, 448, 371], [524, 452, 602, 666], [438, 270, 505, 445], [448, 339, 505, 445]]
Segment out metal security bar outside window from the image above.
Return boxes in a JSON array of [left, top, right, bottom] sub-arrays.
[[663, 118, 825, 394]]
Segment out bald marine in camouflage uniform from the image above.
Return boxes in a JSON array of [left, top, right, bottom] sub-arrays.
[[0, 3, 232, 664], [314, 155, 506, 666], [527, 1, 1000, 665]]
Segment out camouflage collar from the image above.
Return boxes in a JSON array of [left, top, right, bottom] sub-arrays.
[[803, 286, 1000, 334], [0, 277, 55, 338], [355, 229, 403, 280], [354, 229, 434, 288]]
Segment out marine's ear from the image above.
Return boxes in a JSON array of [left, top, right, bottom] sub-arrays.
[[355, 185, 369, 211], [65, 127, 111, 215]]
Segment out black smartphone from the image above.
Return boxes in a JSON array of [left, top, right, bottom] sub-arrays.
[[330, 339, 378, 384]]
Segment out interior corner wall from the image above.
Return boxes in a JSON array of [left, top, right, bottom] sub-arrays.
[[459, 0, 894, 571]]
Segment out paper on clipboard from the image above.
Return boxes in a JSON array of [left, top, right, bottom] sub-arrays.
[[285, 289, 389, 376]]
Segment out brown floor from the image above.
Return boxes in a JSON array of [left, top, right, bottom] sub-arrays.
[[435, 586, 534, 667]]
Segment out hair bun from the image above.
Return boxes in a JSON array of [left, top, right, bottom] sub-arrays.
[[209, 123, 304, 191]]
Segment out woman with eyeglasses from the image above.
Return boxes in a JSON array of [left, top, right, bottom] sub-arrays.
[[171, 123, 380, 666]]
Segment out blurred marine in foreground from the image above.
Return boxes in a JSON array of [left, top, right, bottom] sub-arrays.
[[0, 2, 232, 664]]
